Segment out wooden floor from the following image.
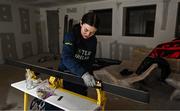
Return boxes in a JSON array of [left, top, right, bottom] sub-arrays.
[[0, 54, 180, 110]]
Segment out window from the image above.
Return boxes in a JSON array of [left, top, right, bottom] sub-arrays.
[[123, 5, 156, 37], [175, 2, 180, 38], [93, 9, 112, 35]]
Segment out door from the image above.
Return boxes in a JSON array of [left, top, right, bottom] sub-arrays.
[[36, 22, 43, 54], [47, 10, 60, 55]]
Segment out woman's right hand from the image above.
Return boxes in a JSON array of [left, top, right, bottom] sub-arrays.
[[81, 72, 96, 87]]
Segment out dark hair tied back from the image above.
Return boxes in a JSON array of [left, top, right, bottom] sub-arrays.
[[81, 12, 99, 29]]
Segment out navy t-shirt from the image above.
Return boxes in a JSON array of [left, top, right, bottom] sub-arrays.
[[58, 24, 97, 77]]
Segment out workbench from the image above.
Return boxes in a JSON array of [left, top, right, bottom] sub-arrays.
[[11, 80, 100, 111]]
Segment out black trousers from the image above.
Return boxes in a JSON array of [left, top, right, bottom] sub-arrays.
[[136, 57, 171, 81]]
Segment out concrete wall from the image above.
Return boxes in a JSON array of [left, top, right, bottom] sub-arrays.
[[0, 0, 179, 63], [0, 0, 41, 63]]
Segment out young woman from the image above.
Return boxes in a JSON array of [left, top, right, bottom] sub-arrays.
[[59, 12, 99, 95]]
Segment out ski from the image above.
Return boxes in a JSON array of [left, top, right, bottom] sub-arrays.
[[5, 58, 149, 103]]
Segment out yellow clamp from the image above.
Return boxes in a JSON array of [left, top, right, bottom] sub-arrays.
[[96, 81, 107, 111], [48, 76, 63, 88]]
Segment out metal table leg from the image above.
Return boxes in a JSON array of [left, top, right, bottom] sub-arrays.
[[24, 92, 28, 111]]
